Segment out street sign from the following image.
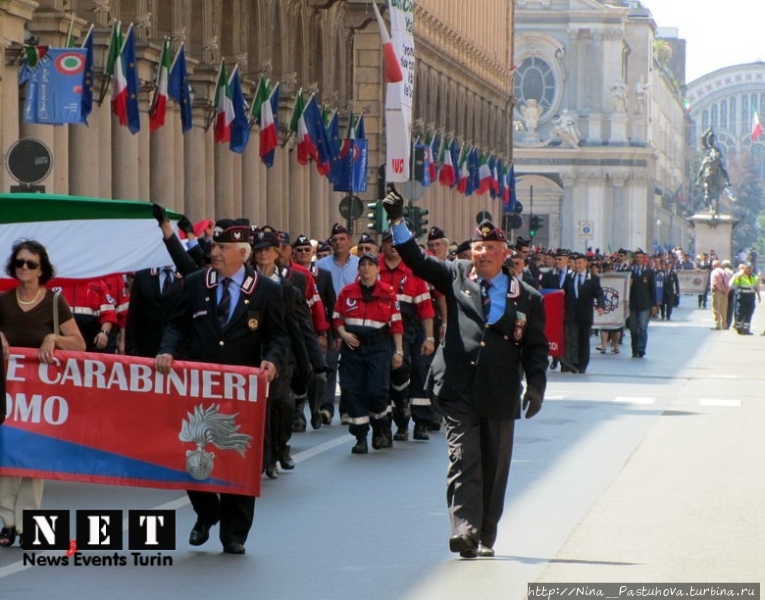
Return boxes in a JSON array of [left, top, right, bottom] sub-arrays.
[[579, 220, 594, 238], [5, 137, 52, 185], [339, 195, 364, 220], [400, 181, 424, 201], [476, 210, 493, 224]]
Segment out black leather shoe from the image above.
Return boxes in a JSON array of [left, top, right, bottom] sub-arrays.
[[371, 434, 385, 450], [279, 454, 295, 470], [189, 520, 212, 546], [413, 424, 430, 441], [351, 438, 368, 454], [310, 412, 323, 430], [265, 463, 279, 479], [320, 410, 332, 425], [477, 543, 495, 557], [222, 542, 246, 555], [393, 427, 408, 441], [292, 420, 306, 433], [449, 534, 477, 558]]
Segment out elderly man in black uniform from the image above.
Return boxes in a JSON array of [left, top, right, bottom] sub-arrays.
[[383, 189, 548, 559], [155, 219, 290, 555]]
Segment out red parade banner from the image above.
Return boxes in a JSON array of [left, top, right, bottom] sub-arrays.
[[0, 348, 268, 497], [541, 289, 564, 358]]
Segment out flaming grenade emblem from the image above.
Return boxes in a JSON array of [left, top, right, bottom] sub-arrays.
[[179, 404, 253, 480]]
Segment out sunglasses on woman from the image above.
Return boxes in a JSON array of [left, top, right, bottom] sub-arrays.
[[14, 259, 40, 270]]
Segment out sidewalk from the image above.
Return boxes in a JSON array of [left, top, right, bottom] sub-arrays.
[[534, 304, 765, 583]]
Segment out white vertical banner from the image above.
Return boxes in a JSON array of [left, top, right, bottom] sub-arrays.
[[385, 0, 415, 183]]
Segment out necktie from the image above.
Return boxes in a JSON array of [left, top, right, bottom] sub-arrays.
[[217, 277, 232, 328], [161, 268, 173, 296], [480, 279, 492, 319]]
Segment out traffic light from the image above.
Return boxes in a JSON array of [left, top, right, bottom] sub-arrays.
[[529, 214, 543, 238], [366, 201, 388, 233], [412, 206, 429, 238]]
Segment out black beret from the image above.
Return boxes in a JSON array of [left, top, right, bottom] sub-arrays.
[[427, 226, 446, 241], [277, 231, 291, 245], [252, 230, 280, 250], [455, 239, 472, 254], [317, 240, 331, 253], [331, 223, 349, 237], [357, 232, 377, 246], [292, 234, 311, 248], [472, 220, 507, 243], [213, 218, 250, 243], [515, 236, 530, 249], [555, 249, 570, 258], [381, 229, 393, 242]]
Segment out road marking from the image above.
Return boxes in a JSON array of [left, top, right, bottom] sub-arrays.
[[293, 434, 353, 462], [0, 434, 352, 580], [544, 394, 566, 400], [613, 396, 656, 405], [707, 374, 739, 379], [699, 398, 741, 407]]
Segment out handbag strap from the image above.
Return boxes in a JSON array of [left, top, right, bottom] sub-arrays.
[[53, 291, 61, 335]]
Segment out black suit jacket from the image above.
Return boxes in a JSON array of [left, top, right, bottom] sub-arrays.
[[159, 266, 289, 373], [396, 238, 548, 420], [125, 268, 185, 357], [564, 270, 605, 327], [629, 267, 657, 311], [540, 268, 568, 290]]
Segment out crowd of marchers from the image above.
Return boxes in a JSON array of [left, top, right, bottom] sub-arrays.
[[1, 202, 759, 556]]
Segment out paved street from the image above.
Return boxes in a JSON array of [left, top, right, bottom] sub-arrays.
[[0, 299, 762, 599]]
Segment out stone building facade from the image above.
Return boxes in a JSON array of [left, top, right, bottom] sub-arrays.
[[512, 0, 689, 253], [0, 0, 516, 244]]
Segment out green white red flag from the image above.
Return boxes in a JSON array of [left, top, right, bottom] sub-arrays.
[[213, 60, 234, 143], [752, 111, 763, 141], [149, 39, 171, 132]]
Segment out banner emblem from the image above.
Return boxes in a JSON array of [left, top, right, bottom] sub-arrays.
[[180, 404, 252, 481]]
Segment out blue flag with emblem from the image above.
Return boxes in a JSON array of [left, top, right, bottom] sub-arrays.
[[22, 47, 88, 125]]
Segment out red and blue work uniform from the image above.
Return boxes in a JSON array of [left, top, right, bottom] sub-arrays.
[[333, 279, 403, 438], [378, 258, 435, 433], [57, 279, 118, 352]]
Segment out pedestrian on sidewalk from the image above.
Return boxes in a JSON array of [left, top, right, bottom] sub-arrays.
[[730, 263, 760, 335]]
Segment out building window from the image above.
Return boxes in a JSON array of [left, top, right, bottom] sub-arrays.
[[721, 100, 728, 130], [513, 56, 557, 118]]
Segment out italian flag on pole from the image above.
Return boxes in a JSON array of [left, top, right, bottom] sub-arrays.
[[0, 194, 181, 282], [213, 60, 234, 143], [477, 152, 493, 195], [752, 111, 763, 141], [149, 39, 171, 132]]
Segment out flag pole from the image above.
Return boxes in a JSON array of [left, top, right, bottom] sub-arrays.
[[97, 19, 120, 106], [205, 59, 225, 132], [169, 41, 184, 73], [80, 23, 94, 48], [65, 12, 76, 47]]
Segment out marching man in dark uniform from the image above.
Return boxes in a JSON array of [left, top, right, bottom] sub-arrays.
[[155, 219, 290, 555], [383, 189, 548, 559], [562, 252, 605, 374], [332, 253, 404, 454]]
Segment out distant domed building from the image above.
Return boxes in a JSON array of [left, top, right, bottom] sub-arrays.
[[685, 62, 765, 179]]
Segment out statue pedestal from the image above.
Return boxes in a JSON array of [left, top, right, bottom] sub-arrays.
[[610, 113, 628, 145], [688, 212, 738, 261], [631, 114, 647, 144]]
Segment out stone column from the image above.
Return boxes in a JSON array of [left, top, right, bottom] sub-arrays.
[[112, 118, 141, 199], [214, 143, 235, 218], [183, 108, 209, 221], [69, 117, 101, 197], [241, 143, 261, 223], [150, 118, 176, 207]]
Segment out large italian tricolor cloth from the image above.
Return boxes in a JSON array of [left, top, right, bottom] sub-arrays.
[[0, 194, 180, 282]]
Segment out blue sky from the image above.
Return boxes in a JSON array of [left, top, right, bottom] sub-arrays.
[[645, 0, 764, 83]]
